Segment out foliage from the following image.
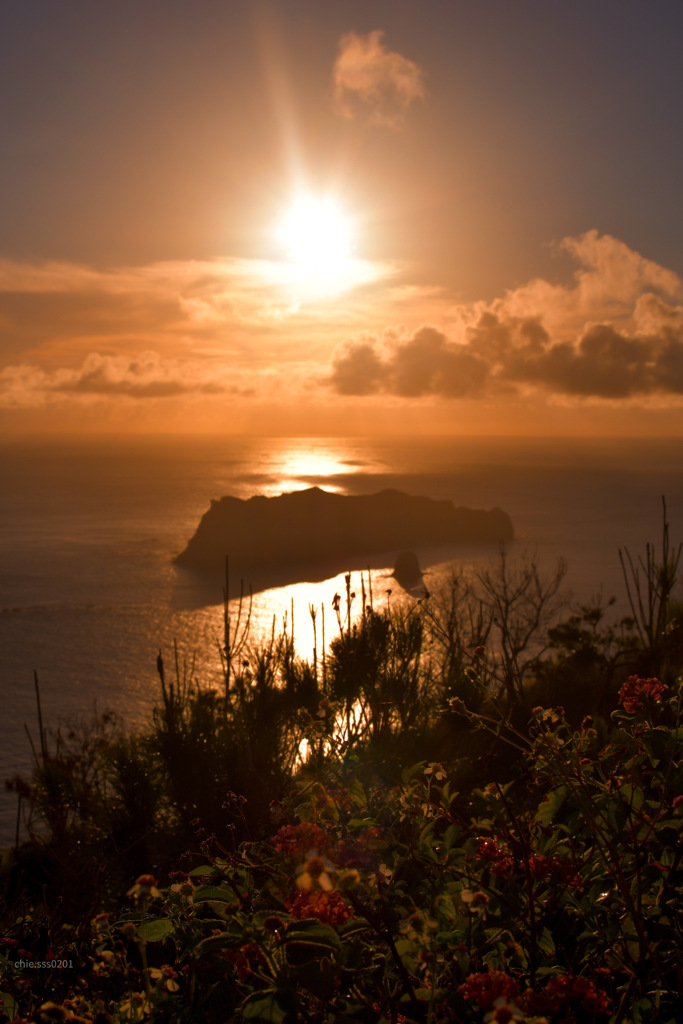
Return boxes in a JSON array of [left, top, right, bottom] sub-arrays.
[[2, 517, 683, 1021], [1, 676, 681, 1022]]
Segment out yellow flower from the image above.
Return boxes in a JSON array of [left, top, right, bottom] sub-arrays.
[[296, 850, 336, 891]]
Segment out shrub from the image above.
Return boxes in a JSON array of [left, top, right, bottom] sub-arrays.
[[3, 673, 680, 1022]]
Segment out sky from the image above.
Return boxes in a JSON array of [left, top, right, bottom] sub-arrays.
[[1, 0, 683, 436]]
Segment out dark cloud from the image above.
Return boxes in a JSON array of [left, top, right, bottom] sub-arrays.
[[329, 312, 683, 401], [331, 340, 387, 395], [507, 325, 652, 398], [387, 325, 488, 397]]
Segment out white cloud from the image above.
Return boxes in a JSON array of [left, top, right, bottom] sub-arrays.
[[333, 30, 426, 126]]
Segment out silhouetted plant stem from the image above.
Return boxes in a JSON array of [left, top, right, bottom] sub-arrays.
[[13, 791, 21, 853], [321, 602, 326, 684], [137, 894, 154, 1020], [34, 670, 48, 763], [619, 495, 681, 656], [223, 554, 231, 696], [309, 603, 318, 682]]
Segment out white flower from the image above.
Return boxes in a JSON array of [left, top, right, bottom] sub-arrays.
[[484, 996, 525, 1023], [296, 850, 336, 891]]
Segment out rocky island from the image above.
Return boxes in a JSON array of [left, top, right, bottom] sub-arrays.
[[175, 487, 513, 589]]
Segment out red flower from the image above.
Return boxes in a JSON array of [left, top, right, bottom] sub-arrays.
[[285, 890, 354, 926], [520, 974, 610, 1015], [476, 839, 516, 876], [528, 854, 582, 888], [618, 676, 668, 714], [223, 942, 266, 984], [273, 822, 329, 857], [458, 969, 520, 1010], [332, 826, 383, 871]]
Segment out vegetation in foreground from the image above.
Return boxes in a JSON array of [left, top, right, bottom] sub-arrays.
[[1, 509, 682, 1023]]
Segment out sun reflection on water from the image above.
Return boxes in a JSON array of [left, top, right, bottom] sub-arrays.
[[274, 451, 352, 494], [225, 566, 419, 767], [233, 566, 403, 660], [243, 438, 385, 497]]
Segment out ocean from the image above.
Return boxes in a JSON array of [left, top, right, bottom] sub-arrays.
[[2, 433, 682, 846]]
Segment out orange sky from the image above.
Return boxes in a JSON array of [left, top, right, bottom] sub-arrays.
[[2, 2, 683, 436]]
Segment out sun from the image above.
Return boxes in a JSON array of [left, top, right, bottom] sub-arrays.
[[266, 191, 382, 299], [276, 194, 354, 275], [277, 195, 353, 266]]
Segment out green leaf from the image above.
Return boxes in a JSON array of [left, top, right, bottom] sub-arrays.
[[348, 817, 373, 830], [402, 761, 427, 784], [620, 783, 644, 810], [192, 885, 234, 903], [654, 818, 683, 833], [286, 940, 336, 967], [537, 927, 556, 955], [194, 931, 235, 957], [611, 710, 638, 722], [630, 997, 653, 1023], [189, 864, 220, 877], [444, 823, 461, 850], [535, 786, 568, 825], [348, 777, 366, 804], [241, 990, 290, 1023], [338, 919, 371, 939], [137, 918, 174, 942], [285, 920, 341, 951], [642, 729, 670, 767], [0, 992, 17, 1021]]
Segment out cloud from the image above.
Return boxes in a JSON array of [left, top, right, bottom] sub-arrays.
[[0, 249, 397, 419], [54, 352, 227, 398], [0, 253, 393, 369], [562, 230, 681, 307], [4, 231, 683, 424], [329, 233, 683, 402], [498, 230, 682, 339], [331, 338, 387, 395], [0, 352, 231, 408], [333, 30, 426, 126]]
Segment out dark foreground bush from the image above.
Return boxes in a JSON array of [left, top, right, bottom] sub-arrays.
[[1, 675, 681, 1022], [2, 514, 682, 1021]]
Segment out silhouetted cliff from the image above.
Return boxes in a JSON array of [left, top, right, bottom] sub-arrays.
[[175, 487, 513, 582]]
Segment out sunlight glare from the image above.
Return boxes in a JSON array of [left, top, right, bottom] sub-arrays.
[[272, 193, 367, 297], [278, 195, 353, 267]]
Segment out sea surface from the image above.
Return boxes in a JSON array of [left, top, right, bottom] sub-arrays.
[[2, 433, 683, 846]]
